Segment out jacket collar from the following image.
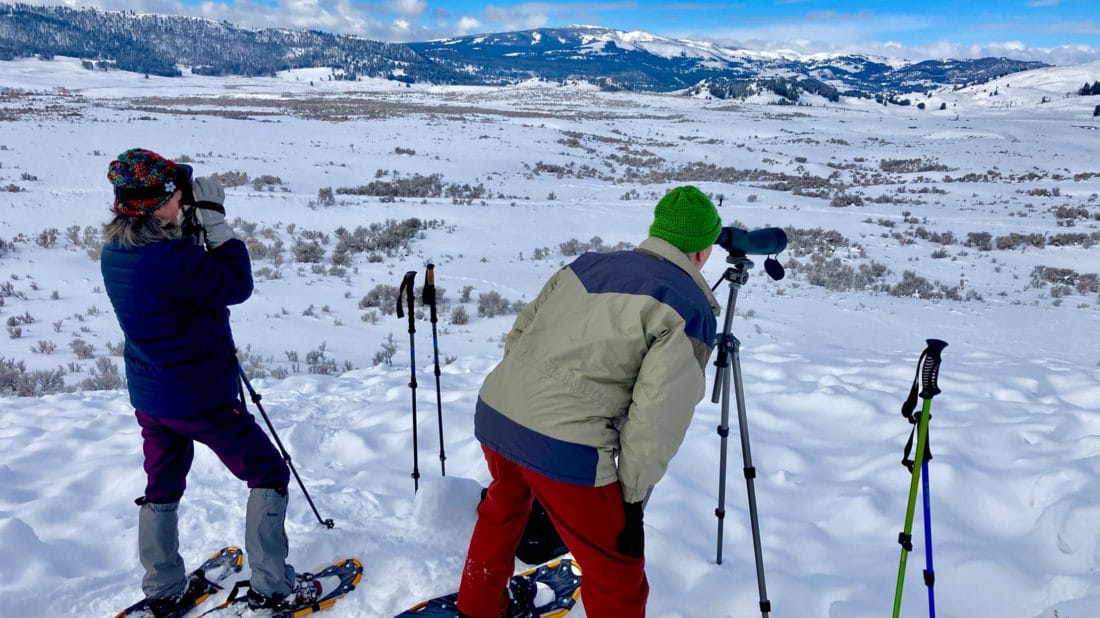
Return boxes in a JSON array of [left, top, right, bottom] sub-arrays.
[[638, 237, 721, 316]]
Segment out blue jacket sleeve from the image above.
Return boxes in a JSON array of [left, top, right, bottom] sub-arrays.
[[169, 238, 254, 307]]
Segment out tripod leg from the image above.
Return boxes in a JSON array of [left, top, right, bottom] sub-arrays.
[[714, 336, 732, 566], [731, 342, 771, 617]]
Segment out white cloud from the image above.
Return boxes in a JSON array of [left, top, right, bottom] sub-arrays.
[[696, 11, 1100, 64], [481, 5, 551, 32], [710, 36, 1100, 65], [386, 0, 429, 18], [455, 16, 483, 36]]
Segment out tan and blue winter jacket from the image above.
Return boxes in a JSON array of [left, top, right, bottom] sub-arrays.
[[475, 237, 721, 503]]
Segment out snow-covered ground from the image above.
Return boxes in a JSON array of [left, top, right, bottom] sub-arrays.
[[1, 56, 1099, 618]]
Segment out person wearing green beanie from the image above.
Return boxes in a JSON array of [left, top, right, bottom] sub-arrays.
[[649, 184, 723, 253], [457, 186, 721, 618]]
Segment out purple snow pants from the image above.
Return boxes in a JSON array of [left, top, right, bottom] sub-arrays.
[[135, 402, 290, 504]]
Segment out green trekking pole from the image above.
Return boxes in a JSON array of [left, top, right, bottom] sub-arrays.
[[892, 339, 946, 618]]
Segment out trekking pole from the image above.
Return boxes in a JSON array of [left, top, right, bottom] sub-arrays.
[[237, 367, 335, 529], [920, 454, 937, 618], [396, 270, 421, 493], [421, 263, 447, 477], [892, 339, 946, 618]]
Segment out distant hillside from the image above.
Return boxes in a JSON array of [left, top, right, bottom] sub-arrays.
[[0, 3, 467, 82], [927, 59, 1100, 110], [0, 4, 1049, 99], [409, 26, 1047, 97]]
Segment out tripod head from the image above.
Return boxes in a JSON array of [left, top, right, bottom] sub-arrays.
[[712, 250, 785, 294], [721, 253, 755, 287]]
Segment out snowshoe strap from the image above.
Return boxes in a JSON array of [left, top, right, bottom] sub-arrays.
[[221, 579, 250, 606]]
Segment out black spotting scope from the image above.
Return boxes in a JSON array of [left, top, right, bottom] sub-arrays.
[[715, 226, 787, 255]]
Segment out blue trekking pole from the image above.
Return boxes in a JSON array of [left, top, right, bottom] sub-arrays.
[[892, 338, 946, 618], [421, 263, 447, 477], [396, 270, 421, 493], [921, 455, 936, 617]]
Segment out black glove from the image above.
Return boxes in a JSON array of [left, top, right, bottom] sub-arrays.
[[615, 501, 645, 558]]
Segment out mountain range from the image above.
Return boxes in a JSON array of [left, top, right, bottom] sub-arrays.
[[0, 3, 1049, 102]]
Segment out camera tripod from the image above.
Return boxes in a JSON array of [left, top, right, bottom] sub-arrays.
[[711, 252, 772, 618]]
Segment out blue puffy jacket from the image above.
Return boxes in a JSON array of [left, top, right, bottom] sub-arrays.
[[101, 237, 253, 418]]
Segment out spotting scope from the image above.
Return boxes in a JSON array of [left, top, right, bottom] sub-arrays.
[[715, 226, 787, 255]]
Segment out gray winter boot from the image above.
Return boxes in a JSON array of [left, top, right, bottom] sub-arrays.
[[246, 487, 295, 598], [138, 501, 186, 599]]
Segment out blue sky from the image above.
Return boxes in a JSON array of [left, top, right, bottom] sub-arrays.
[[33, 1, 1100, 62]]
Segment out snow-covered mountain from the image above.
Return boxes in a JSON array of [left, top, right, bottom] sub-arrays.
[[1, 4, 1049, 98], [411, 25, 1047, 95]]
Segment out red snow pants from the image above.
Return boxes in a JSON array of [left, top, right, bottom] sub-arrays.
[[457, 445, 648, 618]]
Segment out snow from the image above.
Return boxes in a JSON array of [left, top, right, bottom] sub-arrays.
[[1, 57, 1099, 618], [557, 26, 916, 70], [926, 60, 1100, 111]]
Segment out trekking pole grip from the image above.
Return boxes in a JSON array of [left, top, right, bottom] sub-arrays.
[[919, 339, 947, 400], [423, 263, 438, 323], [397, 271, 417, 332]]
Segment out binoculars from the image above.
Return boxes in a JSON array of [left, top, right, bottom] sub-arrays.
[[175, 164, 196, 205]]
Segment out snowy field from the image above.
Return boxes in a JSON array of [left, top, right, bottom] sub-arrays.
[[1, 56, 1099, 617]]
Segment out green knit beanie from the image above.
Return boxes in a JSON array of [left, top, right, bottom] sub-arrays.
[[649, 185, 722, 253]]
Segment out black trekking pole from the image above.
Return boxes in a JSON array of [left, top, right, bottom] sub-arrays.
[[396, 270, 421, 493], [710, 249, 784, 618], [892, 339, 947, 618], [421, 263, 447, 477], [237, 367, 335, 529]]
